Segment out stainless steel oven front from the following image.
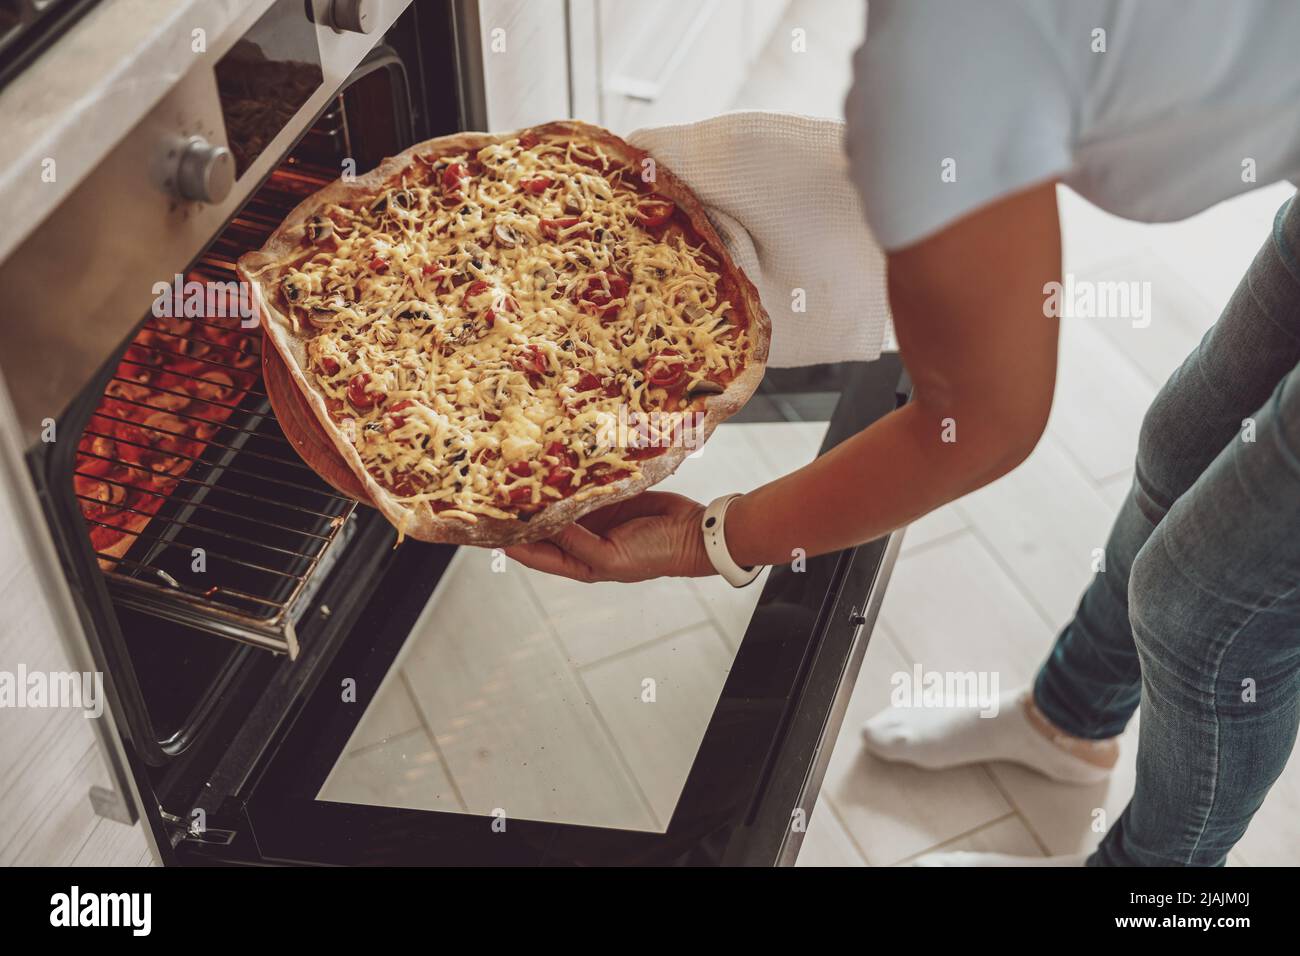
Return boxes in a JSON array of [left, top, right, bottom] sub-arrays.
[[0, 0, 903, 866]]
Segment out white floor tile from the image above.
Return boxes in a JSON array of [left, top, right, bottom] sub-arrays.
[[1048, 316, 1155, 483], [1144, 182, 1295, 319], [1098, 471, 1133, 510], [900, 505, 968, 555], [894, 814, 1046, 865], [743, 421, 828, 477], [955, 435, 1117, 629], [794, 802, 867, 867], [580, 623, 732, 828], [820, 628, 1012, 866], [878, 533, 1056, 690], [1086, 253, 1216, 390]]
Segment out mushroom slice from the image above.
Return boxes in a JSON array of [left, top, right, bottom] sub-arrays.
[[493, 222, 520, 248], [150, 387, 193, 411], [305, 215, 335, 242], [191, 370, 236, 404], [280, 276, 305, 305], [687, 379, 726, 397]]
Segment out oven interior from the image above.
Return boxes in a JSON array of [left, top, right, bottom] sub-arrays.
[[27, 48, 440, 846]]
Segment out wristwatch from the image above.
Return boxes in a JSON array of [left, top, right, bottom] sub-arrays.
[[701, 494, 764, 588]]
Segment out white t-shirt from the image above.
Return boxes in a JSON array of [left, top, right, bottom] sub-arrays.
[[844, 0, 1300, 251]]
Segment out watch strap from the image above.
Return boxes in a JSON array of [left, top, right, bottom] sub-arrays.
[[702, 494, 763, 588]]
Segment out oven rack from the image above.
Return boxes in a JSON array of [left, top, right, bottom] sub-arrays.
[[74, 160, 356, 657]]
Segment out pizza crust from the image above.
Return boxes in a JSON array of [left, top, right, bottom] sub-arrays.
[[237, 121, 771, 547]]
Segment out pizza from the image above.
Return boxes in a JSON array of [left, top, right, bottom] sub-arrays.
[[75, 302, 259, 569], [238, 120, 770, 547]]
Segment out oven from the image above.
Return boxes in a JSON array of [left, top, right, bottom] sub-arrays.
[[0, 0, 904, 866]]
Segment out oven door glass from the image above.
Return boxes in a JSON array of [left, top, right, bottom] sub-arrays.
[[314, 418, 826, 833], [237, 358, 905, 865]]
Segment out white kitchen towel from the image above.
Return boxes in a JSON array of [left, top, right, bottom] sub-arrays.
[[628, 111, 892, 367]]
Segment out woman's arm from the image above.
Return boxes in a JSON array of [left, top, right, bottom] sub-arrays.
[[725, 180, 1062, 566], [506, 181, 1062, 582]]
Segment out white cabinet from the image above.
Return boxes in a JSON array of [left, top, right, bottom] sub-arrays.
[[597, 0, 748, 132], [477, 0, 790, 133], [477, 0, 572, 131]]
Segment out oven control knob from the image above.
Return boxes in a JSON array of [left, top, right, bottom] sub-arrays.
[[175, 136, 235, 204], [330, 0, 377, 34]]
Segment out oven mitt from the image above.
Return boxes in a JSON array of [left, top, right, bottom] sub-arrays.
[[627, 111, 893, 368]]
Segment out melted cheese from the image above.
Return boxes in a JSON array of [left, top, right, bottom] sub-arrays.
[[263, 134, 749, 525]]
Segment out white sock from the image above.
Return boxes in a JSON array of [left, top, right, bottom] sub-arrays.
[[861, 688, 1113, 785], [912, 851, 1090, 867]]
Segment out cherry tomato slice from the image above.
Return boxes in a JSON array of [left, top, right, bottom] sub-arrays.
[[420, 264, 449, 292], [512, 345, 548, 376], [540, 217, 583, 240], [391, 476, 420, 497], [347, 373, 381, 409], [544, 467, 574, 489], [387, 399, 415, 428], [636, 196, 675, 229], [442, 162, 469, 194], [544, 441, 578, 468], [646, 349, 685, 388], [577, 272, 629, 319], [462, 280, 490, 308]]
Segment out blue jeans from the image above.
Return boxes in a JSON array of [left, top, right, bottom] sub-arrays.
[[1032, 195, 1300, 866]]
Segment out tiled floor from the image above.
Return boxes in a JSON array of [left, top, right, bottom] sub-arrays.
[[745, 0, 1300, 867]]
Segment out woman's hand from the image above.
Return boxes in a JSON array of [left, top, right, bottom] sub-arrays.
[[505, 491, 715, 583]]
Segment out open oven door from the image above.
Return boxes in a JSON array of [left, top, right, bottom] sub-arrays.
[[180, 356, 908, 866]]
